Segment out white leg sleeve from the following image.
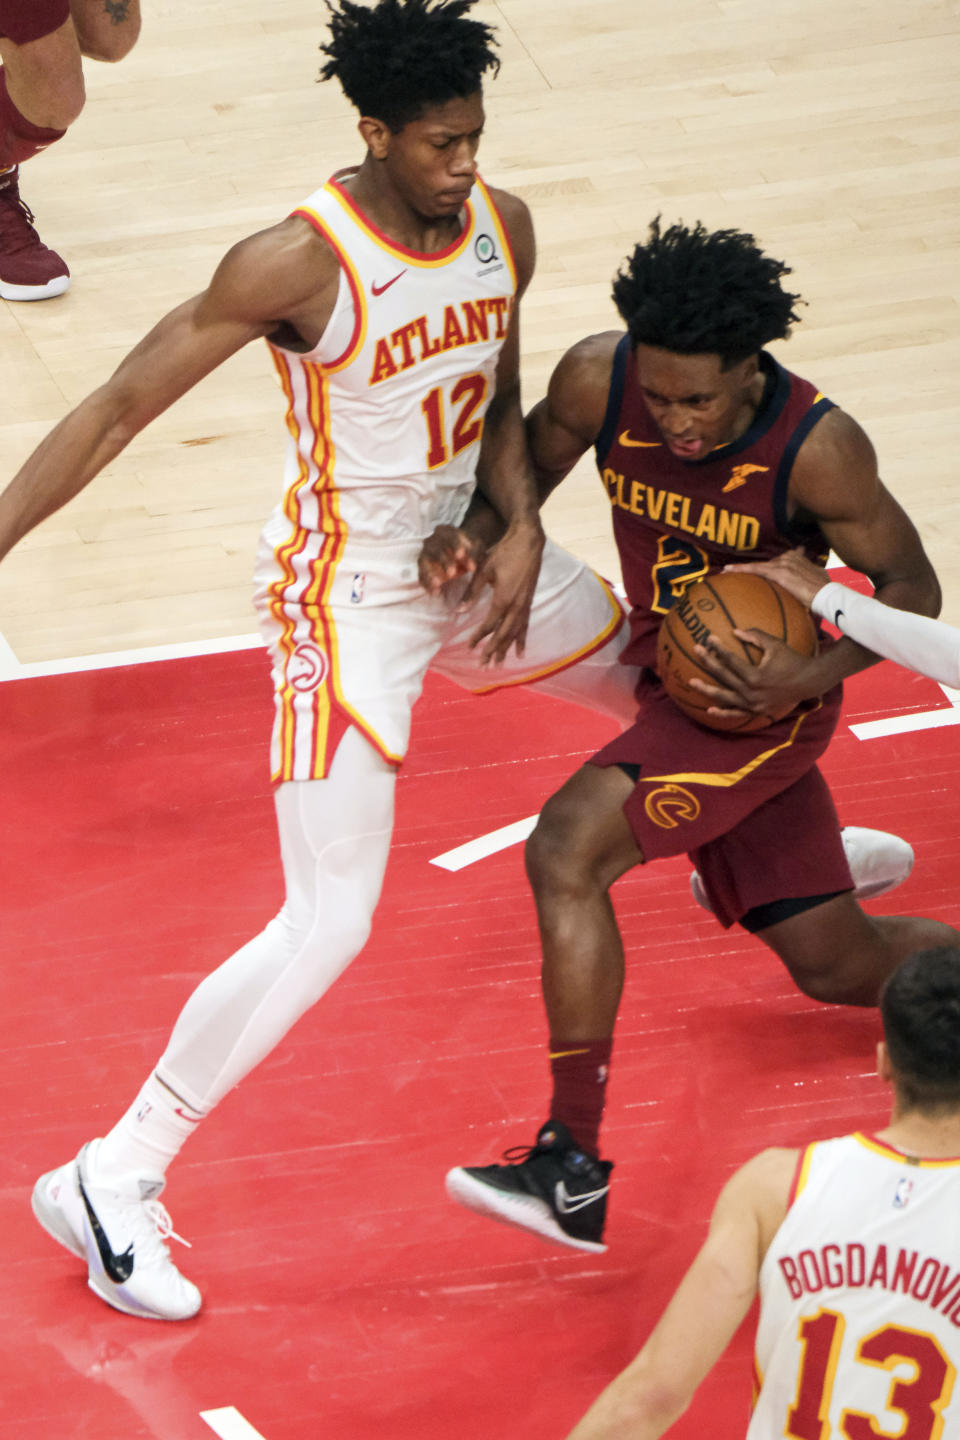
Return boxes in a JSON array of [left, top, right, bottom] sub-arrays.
[[156, 727, 396, 1112]]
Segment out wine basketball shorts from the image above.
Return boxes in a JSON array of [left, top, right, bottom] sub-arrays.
[[0, 0, 70, 45], [592, 674, 852, 926]]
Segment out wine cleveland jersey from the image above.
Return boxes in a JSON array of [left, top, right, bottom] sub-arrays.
[[596, 338, 835, 669], [749, 1133, 960, 1439]]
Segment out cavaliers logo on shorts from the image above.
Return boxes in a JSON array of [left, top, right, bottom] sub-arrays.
[[643, 783, 701, 829], [286, 643, 329, 692]]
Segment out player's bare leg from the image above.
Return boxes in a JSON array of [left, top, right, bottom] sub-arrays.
[[756, 895, 960, 1005], [526, 763, 643, 1040], [446, 763, 641, 1253]]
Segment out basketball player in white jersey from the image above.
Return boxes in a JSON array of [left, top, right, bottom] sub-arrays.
[[563, 944, 960, 1439], [6, 0, 641, 1322]]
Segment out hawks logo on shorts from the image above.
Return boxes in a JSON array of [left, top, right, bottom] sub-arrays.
[[286, 644, 329, 693]]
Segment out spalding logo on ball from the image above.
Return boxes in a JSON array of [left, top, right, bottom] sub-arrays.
[[655, 571, 818, 732]]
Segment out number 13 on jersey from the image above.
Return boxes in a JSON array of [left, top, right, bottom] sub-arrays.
[[785, 1310, 955, 1440]]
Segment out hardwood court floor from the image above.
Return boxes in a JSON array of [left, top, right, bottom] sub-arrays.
[[1, 641, 958, 1439]]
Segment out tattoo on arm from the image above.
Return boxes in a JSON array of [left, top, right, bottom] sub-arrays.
[[104, 0, 132, 24]]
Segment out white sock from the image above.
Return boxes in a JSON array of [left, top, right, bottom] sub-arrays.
[[92, 1072, 206, 1183]]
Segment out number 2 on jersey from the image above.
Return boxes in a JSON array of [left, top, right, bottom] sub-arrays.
[[650, 535, 709, 613], [421, 373, 488, 469], [786, 1308, 956, 1440]]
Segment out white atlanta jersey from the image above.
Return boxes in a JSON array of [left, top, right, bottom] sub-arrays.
[[268, 169, 517, 546], [749, 1133, 960, 1440]]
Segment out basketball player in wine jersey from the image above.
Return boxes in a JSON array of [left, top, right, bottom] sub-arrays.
[[4, 0, 646, 1321], [563, 945, 960, 1440], [447, 219, 959, 1253]]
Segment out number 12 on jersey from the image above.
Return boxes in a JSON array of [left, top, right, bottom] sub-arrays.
[[421, 373, 488, 469]]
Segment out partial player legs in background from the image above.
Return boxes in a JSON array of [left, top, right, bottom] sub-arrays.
[[31, 728, 397, 1318], [0, 0, 140, 297], [0, 8, 77, 296], [0, 163, 68, 297]]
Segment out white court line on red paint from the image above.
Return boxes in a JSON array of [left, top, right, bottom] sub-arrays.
[[430, 815, 537, 871], [851, 705, 960, 739], [199, 1407, 268, 1440]]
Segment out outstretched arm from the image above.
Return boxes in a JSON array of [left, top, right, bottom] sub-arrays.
[[564, 1149, 794, 1440], [0, 218, 338, 563], [729, 549, 960, 689]]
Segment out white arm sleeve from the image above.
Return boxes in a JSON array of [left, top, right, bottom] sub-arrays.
[[813, 580, 960, 687]]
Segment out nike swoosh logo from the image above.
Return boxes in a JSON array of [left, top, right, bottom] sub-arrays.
[[174, 1107, 202, 1124], [833, 608, 845, 625], [554, 1180, 609, 1215], [618, 430, 661, 448], [78, 1176, 135, 1283], [372, 270, 407, 296]]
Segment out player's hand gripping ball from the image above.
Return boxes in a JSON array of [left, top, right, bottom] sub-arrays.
[[655, 571, 818, 732]]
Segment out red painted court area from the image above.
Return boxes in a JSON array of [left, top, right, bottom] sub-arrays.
[[1, 647, 958, 1439]]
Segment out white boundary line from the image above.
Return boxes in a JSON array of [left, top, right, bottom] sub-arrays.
[[850, 704, 960, 739], [199, 1407, 268, 1440], [430, 815, 538, 871]]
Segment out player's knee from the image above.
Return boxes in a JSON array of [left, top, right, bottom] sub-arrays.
[[275, 905, 374, 1006], [2, 61, 85, 129], [77, 12, 140, 63], [524, 817, 565, 895], [525, 798, 601, 898], [47, 71, 83, 124]]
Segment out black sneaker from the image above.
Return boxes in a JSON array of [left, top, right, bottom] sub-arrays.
[[445, 1121, 612, 1253]]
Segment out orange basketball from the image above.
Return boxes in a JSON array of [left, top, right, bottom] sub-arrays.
[[655, 571, 818, 732]]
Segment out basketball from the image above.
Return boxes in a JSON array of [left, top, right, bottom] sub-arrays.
[[655, 571, 818, 732]]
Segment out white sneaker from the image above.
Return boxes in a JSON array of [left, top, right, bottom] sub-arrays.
[[689, 825, 915, 914], [31, 1140, 201, 1321]]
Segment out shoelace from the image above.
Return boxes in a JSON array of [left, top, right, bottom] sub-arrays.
[[136, 1199, 193, 1265], [500, 1141, 550, 1165], [0, 179, 41, 246]]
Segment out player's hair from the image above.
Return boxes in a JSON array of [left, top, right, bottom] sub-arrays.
[[612, 218, 803, 368], [881, 947, 960, 1111], [319, 0, 500, 131]]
